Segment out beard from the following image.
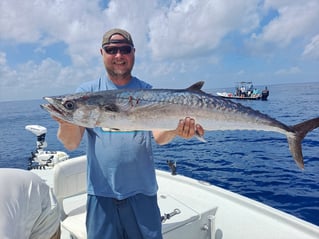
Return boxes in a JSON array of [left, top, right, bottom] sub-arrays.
[[106, 68, 132, 79], [105, 56, 135, 80]]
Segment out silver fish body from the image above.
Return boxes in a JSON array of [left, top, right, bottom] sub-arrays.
[[41, 82, 319, 169]]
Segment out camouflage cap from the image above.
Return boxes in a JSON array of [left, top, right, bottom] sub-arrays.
[[102, 28, 134, 47]]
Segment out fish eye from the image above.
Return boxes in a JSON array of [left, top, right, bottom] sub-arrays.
[[63, 100, 75, 110]]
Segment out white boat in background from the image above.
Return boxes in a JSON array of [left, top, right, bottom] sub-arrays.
[[217, 82, 269, 101], [28, 125, 319, 239]]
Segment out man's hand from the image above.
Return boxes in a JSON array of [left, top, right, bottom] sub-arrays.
[[176, 117, 204, 139], [153, 117, 205, 145], [51, 116, 85, 151], [51, 116, 72, 126]]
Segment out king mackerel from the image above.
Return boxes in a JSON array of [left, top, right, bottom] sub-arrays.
[[41, 81, 319, 169]]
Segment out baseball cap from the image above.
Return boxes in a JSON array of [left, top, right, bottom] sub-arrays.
[[102, 28, 134, 47]]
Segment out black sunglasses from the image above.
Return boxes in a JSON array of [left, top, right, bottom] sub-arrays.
[[103, 45, 133, 55]]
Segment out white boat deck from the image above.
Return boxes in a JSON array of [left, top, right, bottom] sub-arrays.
[[33, 156, 319, 239]]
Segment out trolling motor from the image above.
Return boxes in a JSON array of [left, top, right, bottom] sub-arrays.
[[25, 125, 69, 169]]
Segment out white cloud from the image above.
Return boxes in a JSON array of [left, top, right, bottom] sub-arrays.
[[253, 0, 319, 47], [0, 52, 18, 88], [275, 66, 301, 75], [237, 70, 245, 76], [0, 0, 318, 101], [0, 0, 108, 64], [303, 34, 319, 60], [0, 55, 103, 101], [0, 52, 7, 65], [148, 0, 260, 59]]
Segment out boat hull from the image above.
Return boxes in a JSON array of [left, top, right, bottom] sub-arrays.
[[217, 92, 262, 100], [32, 156, 319, 239], [216, 91, 269, 100]]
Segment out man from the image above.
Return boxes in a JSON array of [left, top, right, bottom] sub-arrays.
[[0, 168, 60, 239], [54, 28, 204, 239]]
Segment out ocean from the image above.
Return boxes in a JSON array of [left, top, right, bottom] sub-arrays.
[[0, 82, 318, 226]]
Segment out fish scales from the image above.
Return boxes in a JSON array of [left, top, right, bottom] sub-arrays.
[[41, 81, 319, 169], [112, 89, 289, 133]]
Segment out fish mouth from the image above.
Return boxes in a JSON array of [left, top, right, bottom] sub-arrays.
[[40, 97, 69, 121], [40, 103, 64, 115]]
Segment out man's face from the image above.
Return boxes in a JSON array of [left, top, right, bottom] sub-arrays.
[[101, 34, 135, 80]]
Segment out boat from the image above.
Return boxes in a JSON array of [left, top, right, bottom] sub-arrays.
[[217, 82, 269, 100], [27, 125, 319, 239]]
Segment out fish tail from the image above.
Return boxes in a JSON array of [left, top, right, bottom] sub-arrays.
[[287, 117, 319, 169]]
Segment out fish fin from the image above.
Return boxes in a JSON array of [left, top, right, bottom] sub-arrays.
[[195, 130, 206, 142], [288, 117, 319, 169], [187, 81, 205, 92]]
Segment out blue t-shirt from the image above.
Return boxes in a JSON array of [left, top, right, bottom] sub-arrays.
[[76, 75, 158, 199]]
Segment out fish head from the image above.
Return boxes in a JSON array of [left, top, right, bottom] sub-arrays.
[[41, 92, 104, 128]]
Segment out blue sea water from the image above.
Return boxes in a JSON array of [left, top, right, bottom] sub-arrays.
[[0, 82, 318, 226]]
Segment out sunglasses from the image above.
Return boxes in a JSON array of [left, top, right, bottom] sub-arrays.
[[103, 45, 133, 55]]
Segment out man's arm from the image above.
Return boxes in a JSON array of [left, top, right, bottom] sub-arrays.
[[153, 117, 204, 145], [53, 117, 85, 151]]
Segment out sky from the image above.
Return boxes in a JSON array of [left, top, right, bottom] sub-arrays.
[[0, 0, 319, 101]]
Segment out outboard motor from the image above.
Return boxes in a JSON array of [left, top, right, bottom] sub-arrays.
[[25, 125, 69, 169], [25, 125, 48, 151], [261, 87, 269, 101]]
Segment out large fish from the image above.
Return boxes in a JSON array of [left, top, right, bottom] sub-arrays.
[[41, 82, 319, 169]]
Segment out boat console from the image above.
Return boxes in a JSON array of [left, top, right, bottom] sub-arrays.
[[53, 156, 218, 239]]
